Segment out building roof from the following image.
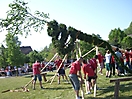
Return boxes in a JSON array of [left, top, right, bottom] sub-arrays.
[[20, 46, 33, 54]]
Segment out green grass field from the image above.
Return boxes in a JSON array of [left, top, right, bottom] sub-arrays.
[[0, 68, 132, 99]]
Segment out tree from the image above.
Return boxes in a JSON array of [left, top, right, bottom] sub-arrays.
[[0, 44, 7, 67], [121, 36, 132, 49], [27, 50, 43, 64], [0, 0, 49, 37], [124, 22, 132, 35], [108, 28, 126, 47], [5, 33, 25, 66], [79, 41, 95, 59]]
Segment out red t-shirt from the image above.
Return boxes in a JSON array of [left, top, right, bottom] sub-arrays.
[[82, 63, 95, 77], [69, 61, 81, 75], [125, 52, 130, 62], [41, 63, 45, 68], [130, 52, 132, 61], [111, 56, 115, 63], [89, 58, 97, 70], [32, 62, 41, 75], [98, 54, 104, 63], [55, 59, 64, 69]]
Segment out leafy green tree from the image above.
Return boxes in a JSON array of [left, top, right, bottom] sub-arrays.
[[40, 46, 49, 60], [27, 50, 43, 63], [80, 41, 95, 59], [5, 33, 25, 66], [108, 28, 126, 47], [124, 22, 132, 35], [121, 36, 132, 49], [0, 0, 49, 37], [0, 44, 7, 67]]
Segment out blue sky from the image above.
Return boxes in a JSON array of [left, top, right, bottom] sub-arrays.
[[0, 0, 132, 51]]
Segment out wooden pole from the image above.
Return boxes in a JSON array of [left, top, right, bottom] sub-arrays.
[[50, 54, 67, 84], [76, 41, 85, 99], [94, 46, 98, 97], [82, 47, 96, 58], [41, 53, 58, 72], [23, 53, 58, 89]]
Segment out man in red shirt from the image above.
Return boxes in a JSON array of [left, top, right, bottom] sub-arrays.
[[55, 58, 69, 84], [69, 57, 83, 99], [89, 55, 98, 73], [129, 48, 132, 67], [110, 55, 115, 76], [124, 49, 132, 70], [97, 51, 104, 75], [82, 59, 96, 94], [32, 60, 44, 90]]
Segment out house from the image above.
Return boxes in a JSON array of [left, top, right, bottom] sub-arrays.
[[20, 46, 33, 54]]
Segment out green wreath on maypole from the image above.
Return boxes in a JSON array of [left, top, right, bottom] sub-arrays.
[[47, 20, 132, 73]]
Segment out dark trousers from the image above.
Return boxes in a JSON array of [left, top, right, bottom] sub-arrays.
[[110, 63, 115, 75]]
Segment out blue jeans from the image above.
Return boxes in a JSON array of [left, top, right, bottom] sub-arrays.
[[33, 74, 42, 81], [124, 61, 132, 70]]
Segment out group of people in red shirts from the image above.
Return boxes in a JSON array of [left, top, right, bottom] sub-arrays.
[[69, 55, 98, 99], [31, 48, 132, 99]]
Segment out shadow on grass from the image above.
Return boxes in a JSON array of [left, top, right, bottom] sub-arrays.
[[86, 96, 132, 99], [44, 86, 72, 90], [94, 82, 132, 99]]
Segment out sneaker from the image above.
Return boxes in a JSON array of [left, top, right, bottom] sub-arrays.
[[76, 96, 82, 99], [96, 87, 100, 90], [41, 87, 44, 89], [90, 87, 93, 90], [85, 91, 91, 94], [100, 73, 103, 75]]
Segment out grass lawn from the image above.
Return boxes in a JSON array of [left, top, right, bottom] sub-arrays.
[[0, 68, 132, 99]]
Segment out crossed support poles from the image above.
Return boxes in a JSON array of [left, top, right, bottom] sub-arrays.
[[76, 40, 85, 99], [23, 53, 59, 89], [49, 54, 68, 84], [76, 40, 102, 98]]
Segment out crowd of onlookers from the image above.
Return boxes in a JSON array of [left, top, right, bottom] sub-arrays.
[[1, 47, 132, 77], [0, 62, 59, 77], [98, 48, 132, 77], [0, 65, 30, 76]]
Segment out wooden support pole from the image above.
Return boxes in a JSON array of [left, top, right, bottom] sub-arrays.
[[114, 80, 120, 99], [82, 47, 96, 58], [50, 54, 67, 85], [23, 53, 58, 89], [75, 41, 85, 99], [41, 53, 58, 72], [94, 46, 98, 97]]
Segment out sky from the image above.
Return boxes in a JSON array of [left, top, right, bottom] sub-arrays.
[[0, 0, 132, 51]]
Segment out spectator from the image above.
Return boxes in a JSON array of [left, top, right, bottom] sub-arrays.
[[110, 55, 115, 76], [105, 50, 112, 78], [115, 48, 123, 76], [124, 49, 132, 70]]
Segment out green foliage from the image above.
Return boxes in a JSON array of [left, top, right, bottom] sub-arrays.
[[121, 36, 132, 49], [124, 22, 132, 35], [0, 0, 49, 37], [47, 20, 132, 73], [0, 45, 7, 67], [108, 28, 126, 47], [27, 50, 43, 63], [80, 41, 95, 59], [5, 33, 25, 66]]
